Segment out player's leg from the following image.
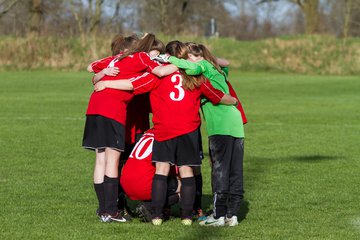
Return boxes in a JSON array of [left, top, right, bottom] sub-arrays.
[[163, 175, 180, 220], [200, 135, 232, 227], [118, 143, 134, 220], [151, 162, 170, 224], [193, 128, 204, 218], [103, 148, 125, 222], [226, 137, 245, 226], [93, 149, 106, 217], [178, 166, 196, 224], [193, 166, 204, 219]]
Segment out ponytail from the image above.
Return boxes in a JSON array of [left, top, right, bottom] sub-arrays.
[[197, 44, 222, 73]]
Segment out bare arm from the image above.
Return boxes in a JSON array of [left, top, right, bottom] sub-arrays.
[[87, 64, 94, 72], [94, 80, 133, 92], [217, 58, 230, 67], [151, 64, 178, 77], [219, 94, 237, 105], [91, 67, 120, 84]]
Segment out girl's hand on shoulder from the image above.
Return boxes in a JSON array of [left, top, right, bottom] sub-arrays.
[[103, 67, 120, 76]]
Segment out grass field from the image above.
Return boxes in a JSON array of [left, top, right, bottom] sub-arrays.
[[0, 70, 359, 239]]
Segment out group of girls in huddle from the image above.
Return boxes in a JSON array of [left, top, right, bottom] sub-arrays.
[[82, 33, 246, 226]]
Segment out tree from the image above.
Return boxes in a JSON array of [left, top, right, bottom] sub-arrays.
[[259, 0, 321, 34], [28, 0, 43, 36], [89, 0, 104, 34], [0, 0, 19, 19]]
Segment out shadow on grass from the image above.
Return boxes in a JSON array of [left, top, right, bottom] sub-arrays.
[[291, 155, 344, 162]]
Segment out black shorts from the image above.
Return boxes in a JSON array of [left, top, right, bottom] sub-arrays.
[[152, 129, 201, 167], [82, 115, 125, 152]]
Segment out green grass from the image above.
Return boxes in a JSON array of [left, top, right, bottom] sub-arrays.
[[0, 71, 359, 239]]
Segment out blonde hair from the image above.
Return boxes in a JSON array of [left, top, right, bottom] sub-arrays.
[[186, 42, 222, 74]]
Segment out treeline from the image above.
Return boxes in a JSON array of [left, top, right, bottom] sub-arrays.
[[1, 0, 360, 40], [1, 35, 358, 75]]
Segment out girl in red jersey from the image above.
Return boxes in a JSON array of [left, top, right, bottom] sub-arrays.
[[120, 129, 181, 222], [87, 34, 166, 219], [93, 40, 238, 226], [82, 34, 176, 223], [83, 34, 139, 223]]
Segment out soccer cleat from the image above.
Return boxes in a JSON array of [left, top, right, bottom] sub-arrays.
[[135, 204, 152, 222], [152, 218, 163, 226], [120, 209, 133, 222], [181, 218, 192, 226], [225, 216, 238, 226], [110, 212, 127, 222], [199, 215, 225, 227]]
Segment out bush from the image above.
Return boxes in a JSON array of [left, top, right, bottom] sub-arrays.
[[0, 35, 359, 75]]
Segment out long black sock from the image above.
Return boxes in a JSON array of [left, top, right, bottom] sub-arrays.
[[180, 176, 195, 219], [117, 183, 126, 211], [94, 183, 105, 213], [194, 174, 203, 211], [104, 175, 119, 215], [151, 174, 167, 218], [166, 193, 179, 207]]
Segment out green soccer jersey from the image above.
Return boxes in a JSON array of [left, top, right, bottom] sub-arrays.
[[168, 57, 244, 138]]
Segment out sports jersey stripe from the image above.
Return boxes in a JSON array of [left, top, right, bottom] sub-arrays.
[[203, 82, 223, 100], [129, 72, 150, 82], [139, 52, 157, 71], [130, 72, 158, 92]]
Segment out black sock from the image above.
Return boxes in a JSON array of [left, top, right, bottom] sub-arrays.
[[143, 200, 151, 211], [194, 174, 203, 211], [166, 193, 179, 207], [151, 174, 167, 218], [117, 183, 126, 211], [94, 183, 105, 213], [180, 176, 195, 219], [104, 175, 119, 215]]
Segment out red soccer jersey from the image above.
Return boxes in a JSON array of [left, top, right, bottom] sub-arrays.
[[125, 93, 151, 144], [130, 72, 225, 141], [227, 81, 248, 125], [90, 53, 122, 73], [85, 52, 159, 125], [120, 131, 155, 200]]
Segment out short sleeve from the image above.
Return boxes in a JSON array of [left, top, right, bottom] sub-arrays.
[[138, 52, 160, 72], [91, 56, 116, 73]]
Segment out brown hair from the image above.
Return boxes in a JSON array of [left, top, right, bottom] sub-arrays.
[[117, 33, 165, 61], [186, 42, 222, 73], [166, 40, 206, 90], [110, 34, 139, 56]]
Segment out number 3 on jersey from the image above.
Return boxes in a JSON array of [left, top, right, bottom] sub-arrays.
[[170, 74, 185, 101]]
